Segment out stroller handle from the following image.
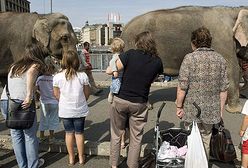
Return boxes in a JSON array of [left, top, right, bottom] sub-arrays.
[[193, 102, 201, 118], [157, 101, 166, 120]]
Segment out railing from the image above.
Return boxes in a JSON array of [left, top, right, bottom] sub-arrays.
[[90, 53, 113, 72]]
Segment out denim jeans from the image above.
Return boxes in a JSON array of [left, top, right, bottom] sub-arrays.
[[110, 77, 121, 94], [61, 117, 86, 134], [6, 99, 39, 168], [0, 99, 7, 119]]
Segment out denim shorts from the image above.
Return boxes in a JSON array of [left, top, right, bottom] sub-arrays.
[[61, 117, 86, 134]]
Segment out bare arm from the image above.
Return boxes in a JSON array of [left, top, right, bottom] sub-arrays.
[[220, 90, 227, 117], [176, 86, 186, 119], [84, 84, 90, 101], [116, 58, 124, 71], [106, 66, 113, 75], [53, 87, 60, 100], [22, 64, 39, 109], [240, 115, 248, 136]]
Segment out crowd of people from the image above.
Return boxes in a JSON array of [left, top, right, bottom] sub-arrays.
[[1, 27, 248, 168]]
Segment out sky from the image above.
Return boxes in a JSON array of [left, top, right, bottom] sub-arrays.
[[29, 0, 248, 28]]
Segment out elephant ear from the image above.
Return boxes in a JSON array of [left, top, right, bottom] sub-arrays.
[[32, 18, 50, 47], [233, 9, 248, 47]]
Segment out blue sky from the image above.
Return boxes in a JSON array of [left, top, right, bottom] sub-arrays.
[[29, 0, 248, 27]]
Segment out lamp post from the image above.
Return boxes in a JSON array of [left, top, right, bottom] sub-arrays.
[[50, 0, 52, 13]]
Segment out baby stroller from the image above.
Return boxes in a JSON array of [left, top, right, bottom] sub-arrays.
[[138, 102, 201, 168], [154, 102, 201, 168]]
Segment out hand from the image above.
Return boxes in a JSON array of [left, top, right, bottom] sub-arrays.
[[22, 98, 32, 109], [240, 129, 245, 137], [176, 108, 184, 119]]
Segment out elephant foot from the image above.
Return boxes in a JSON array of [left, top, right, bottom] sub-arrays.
[[226, 104, 242, 113]]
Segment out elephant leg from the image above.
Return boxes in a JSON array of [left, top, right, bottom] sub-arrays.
[[226, 79, 242, 113]]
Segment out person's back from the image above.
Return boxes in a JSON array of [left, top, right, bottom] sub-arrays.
[[109, 31, 163, 168], [116, 49, 163, 103], [0, 43, 47, 168], [37, 75, 58, 104]]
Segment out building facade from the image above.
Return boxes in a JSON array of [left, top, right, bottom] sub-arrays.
[[80, 21, 124, 46], [0, 0, 30, 12]]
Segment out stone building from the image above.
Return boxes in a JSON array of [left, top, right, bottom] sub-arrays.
[[80, 21, 124, 46], [0, 0, 30, 12]]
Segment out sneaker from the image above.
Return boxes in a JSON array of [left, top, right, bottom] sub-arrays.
[[38, 158, 45, 168]]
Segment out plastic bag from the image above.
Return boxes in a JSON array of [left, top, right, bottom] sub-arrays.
[[184, 121, 208, 168]]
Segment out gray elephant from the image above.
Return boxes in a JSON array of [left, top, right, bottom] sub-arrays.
[[121, 6, 248, 113], [0, 12, 78, 86]]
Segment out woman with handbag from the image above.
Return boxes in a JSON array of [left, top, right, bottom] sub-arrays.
[[0, 43, 47, 168], [176, 27, 229, 161]]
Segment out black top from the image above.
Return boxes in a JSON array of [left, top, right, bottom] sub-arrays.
[[115, 49, 163, 103]]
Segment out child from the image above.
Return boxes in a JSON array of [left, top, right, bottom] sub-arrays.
[[53, 50, 90, 165], [36, 57, 59, 142], [106, 37, 125, 103], [240, 100, 248, 168], [106, 38, 128, 148]]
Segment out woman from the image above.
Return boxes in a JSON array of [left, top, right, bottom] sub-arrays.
[[176, 27, 229, 159], [0, 43, 47, 168], [53, 50, 90, 165], [108, 31, 163, 168]]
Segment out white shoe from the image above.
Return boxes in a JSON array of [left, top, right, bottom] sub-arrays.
[[38, 158, 45, 168]]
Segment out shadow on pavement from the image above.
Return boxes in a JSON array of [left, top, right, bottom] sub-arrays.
[[149, 87, 177, 105], [84, 119, 110, 142], [40, 152, 67, 168], [88, 87, 108, 107]]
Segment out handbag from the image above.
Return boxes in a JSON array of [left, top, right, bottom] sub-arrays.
[[210, 119, 237, 162], [5, 81, 35, 129], [184, 121, 208, 168]]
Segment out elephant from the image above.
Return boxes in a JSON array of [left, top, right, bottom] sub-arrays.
[[0, 12, 78, 86], [121, 6, 248, 113]]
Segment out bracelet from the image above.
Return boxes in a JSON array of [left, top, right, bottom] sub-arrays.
[[176, 106, 183, 109]]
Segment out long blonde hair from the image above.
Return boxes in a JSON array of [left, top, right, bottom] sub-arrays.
[[61, 50, 79, 80]]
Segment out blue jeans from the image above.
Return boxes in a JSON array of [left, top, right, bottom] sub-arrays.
[[110, 77, 121, 94], [62, 117, 86, 134], [4, 99, 39, 168], [0, 99, 7, 119]]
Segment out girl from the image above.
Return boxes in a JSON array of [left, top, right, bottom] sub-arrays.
[[53, 50, 90, 165], [240, 100, 248, 168], [36, 57, 59, 142]]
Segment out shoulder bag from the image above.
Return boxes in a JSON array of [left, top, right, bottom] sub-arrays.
[[5, 80, 35, 129], [210, 119, 237, 162]]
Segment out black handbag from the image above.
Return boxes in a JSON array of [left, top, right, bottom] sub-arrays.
[[5, 81, 35, 129], [210, 119, 237, 162]]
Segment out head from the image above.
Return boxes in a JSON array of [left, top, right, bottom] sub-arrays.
[[135, 31, 158, 57], [10, 43, 47, 77], [61, 50, 79, 80], [111, 38, 125, 54], [32, 13, 78, 60], [83, 42, 90, 51], [44, 57, 57, 75], [191, 26, 212, 49]]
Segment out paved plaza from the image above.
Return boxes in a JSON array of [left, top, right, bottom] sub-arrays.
[[0, 72, 245, 167]]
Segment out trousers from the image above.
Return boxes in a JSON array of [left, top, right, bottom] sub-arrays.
[[109, 96, 148, 168]]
